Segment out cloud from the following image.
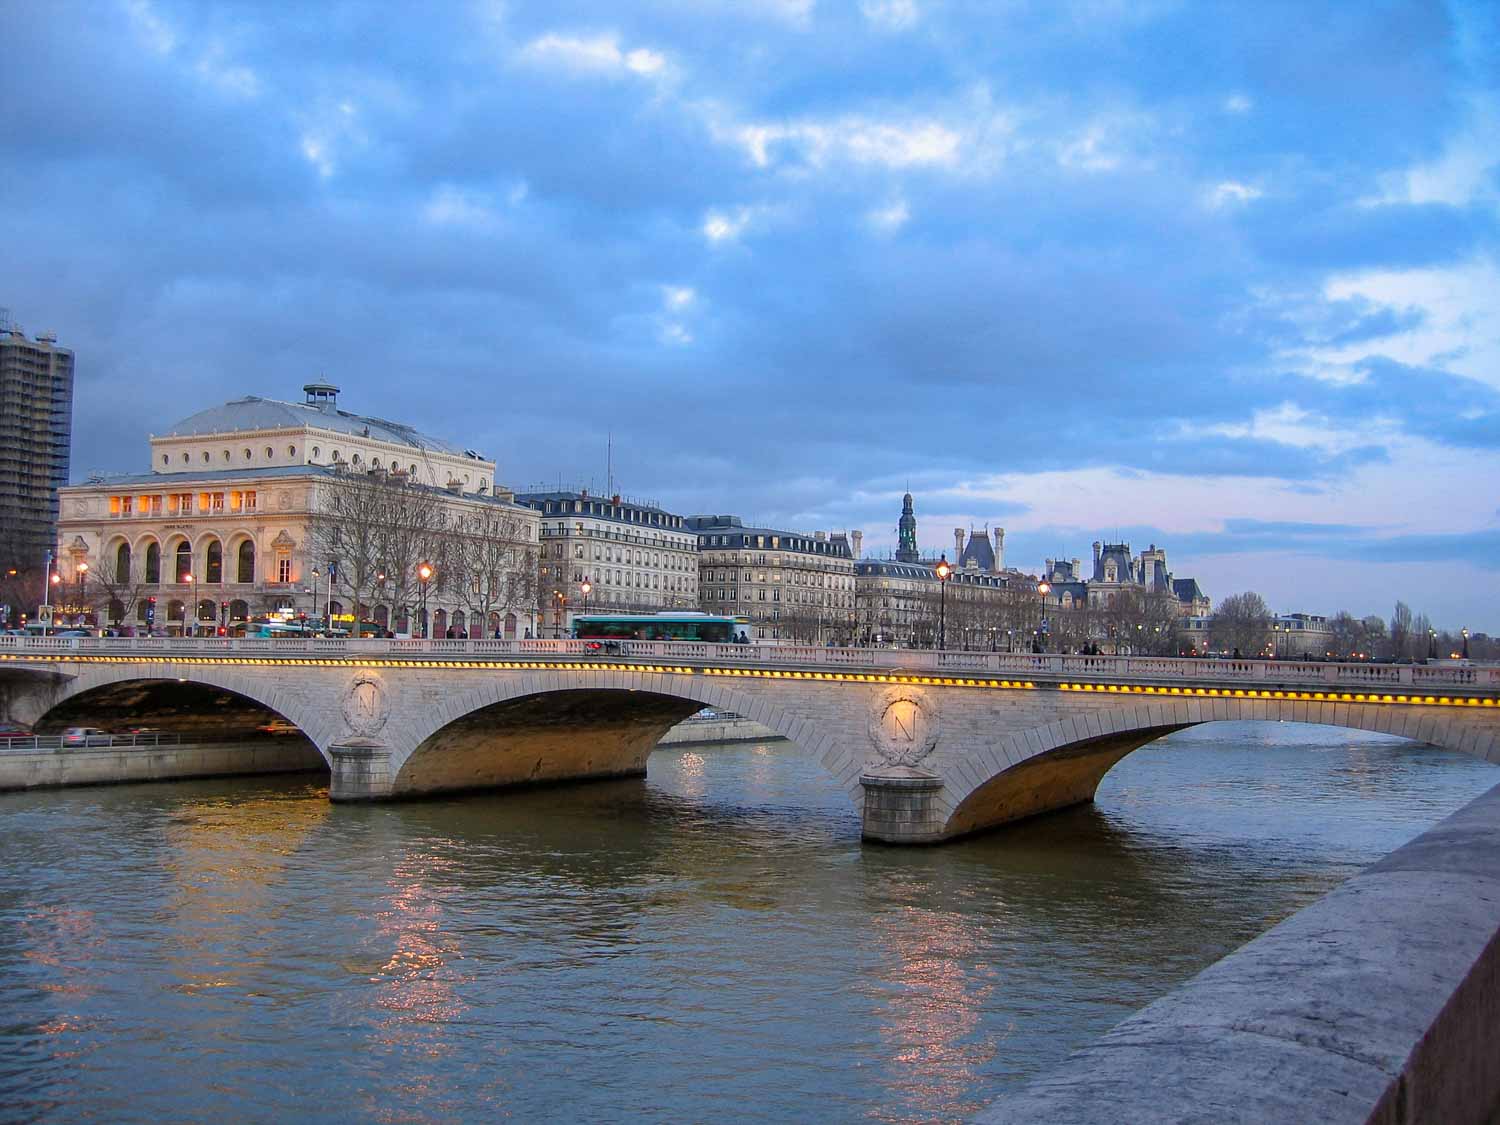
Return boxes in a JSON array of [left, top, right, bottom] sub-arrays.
[[1206, 180, 1263, 209], [721, 116, 960, 170], [1224, 94, 1253, 114], [866, 198, 910, 231], [861, 0, 920, 32], [518, 33, 668, 79]]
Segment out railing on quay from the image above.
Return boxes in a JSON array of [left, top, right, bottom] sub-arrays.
[[0, 634, 1496, 691], [0, 732, 183, 753]]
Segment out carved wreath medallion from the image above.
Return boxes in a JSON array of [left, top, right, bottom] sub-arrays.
[[867, 686, 941, 768], [342, 673, 390, 736]]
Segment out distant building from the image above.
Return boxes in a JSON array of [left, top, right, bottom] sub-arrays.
[[1085, 540, 1210, 616], [57, 383, 537, 636], [519, 489, 698, 636], [690, 514, 857, 642], [1271, 612, 1334, 659], [0, 319, 74, 569]]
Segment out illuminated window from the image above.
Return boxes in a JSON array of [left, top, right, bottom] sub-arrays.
[[276, 557, 292, 583]]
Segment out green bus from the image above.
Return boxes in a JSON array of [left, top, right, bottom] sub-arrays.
[[572, 614, 750, 645]]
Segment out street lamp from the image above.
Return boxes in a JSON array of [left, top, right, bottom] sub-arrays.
[[76, 561, 89, 627], [47, 557, 60, 636], [554, 590, 566, 639], [934, 555, 951, 650], [580, 578, 591, 618], [1462, 628, 1470, 660], [1428, 628, 1437, 661], [417, 561, 434, 638], [1036, 580, 1051, 653], [183, 572, 197, 636], [311, 567, 321, 626]]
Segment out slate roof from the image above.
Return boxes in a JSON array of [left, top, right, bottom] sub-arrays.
[[156, 396, 472, 457], [959, 529, 996, 572]]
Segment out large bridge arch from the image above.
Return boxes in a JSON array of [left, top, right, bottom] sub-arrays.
[[387, 668, 867, 802], [1, 662, 341, 763], [941, 694, 1500, 840]]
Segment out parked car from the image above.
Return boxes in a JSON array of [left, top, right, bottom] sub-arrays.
[[61, 726, 108, 747]]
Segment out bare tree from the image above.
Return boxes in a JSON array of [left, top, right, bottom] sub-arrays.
[[1390, 601, 1414, 661], [1211, 591, 1273, 656], [447, 503, 539, 637], [85, 553, 151, 627]]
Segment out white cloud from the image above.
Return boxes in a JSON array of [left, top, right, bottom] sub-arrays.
[[1183, 403, 1396, 456], [866, 199, 910, 232], [423, 185, 498, 229], [519, 32, 668, 79], [1206, 180, 1263, 209], [194, 43, 260, 98], [660, 322, 694, 346], [862, 0, 920, 31], [123, 0, 176, 55], [702, 207, 755, 243], [1310, 258, 1500, 390], [662, 285, 696, 310], [1224, 94, 1253, 115], [723, 116, 960, 171], [297, 100, 364, 180]]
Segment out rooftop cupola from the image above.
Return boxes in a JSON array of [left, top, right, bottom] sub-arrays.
[[303, 381, 341, 413]]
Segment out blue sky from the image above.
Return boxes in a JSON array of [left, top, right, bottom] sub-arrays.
[[3, 0, 1498, 629]]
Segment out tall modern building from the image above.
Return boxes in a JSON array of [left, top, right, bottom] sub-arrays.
[[0, 318, 74, 568]]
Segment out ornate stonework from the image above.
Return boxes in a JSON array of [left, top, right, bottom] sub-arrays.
[[867, 685, 941, 768], [341, 672, 390, 736]]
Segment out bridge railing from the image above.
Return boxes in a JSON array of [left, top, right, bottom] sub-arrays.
[[3, 634, 1497, 690]]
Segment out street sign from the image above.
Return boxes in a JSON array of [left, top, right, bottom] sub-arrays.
[[38, 604, 53, 624]]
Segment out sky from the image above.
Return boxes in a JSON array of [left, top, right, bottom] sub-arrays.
[[2, 0, 1498, 631]]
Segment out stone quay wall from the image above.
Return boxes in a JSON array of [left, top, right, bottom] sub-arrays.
[[976, 778, 1500, 1124], [0, 740, 327, 793], [657, 715, 785, 747]]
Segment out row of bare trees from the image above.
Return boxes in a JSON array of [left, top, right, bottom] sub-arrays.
[[305, 470, 537, 633]]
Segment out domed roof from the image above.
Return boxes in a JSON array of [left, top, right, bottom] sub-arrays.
[[158, 394, 469, 457]]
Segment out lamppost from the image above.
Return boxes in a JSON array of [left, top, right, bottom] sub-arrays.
[[1462, 628, 1470, 659], [554, 590, 566, 639], [417, 561, 433, 638], [46, 555, 60, 636], [75, 561, 88, 627], [934, 555, 951, 650], [1428, 628, 1437, 660], [183, 572, 197, 636], [311, 567, 321, 626], [580, 578, 591, 618], [1036, 580, 1051, 653]]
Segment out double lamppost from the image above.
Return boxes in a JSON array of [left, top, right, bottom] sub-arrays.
[[935, 555, 951, 650], [580, 578, 591, 618], [1036, 580, 1051, 653], [182, 571, 198, 636]]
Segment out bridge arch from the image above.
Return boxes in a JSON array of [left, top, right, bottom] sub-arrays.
[[390, 669, 863, 802], [941, 695, 1500, 840], [4, 663, 340, 764]]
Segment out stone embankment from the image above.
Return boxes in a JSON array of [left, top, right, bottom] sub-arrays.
[[977, 779, 1500, 1124], [657, 712, 786, 747], [0, 740, 326, 792]]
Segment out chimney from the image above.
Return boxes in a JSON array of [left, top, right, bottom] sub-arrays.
[[851, 530, 863, 558], [1093, 541, 1103, 576], [994, 527, 1005, 573], [815, 530, 827, 542], [954, 527, 965, 558], [1072, 557, 1081, 579]]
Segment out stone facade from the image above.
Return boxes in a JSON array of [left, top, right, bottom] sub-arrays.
[[519, 490, 699, 637], [690, 514, 857, 643], [55, 384, 539, 636]]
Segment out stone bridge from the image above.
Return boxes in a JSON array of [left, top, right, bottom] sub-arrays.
[[2, 636, 1497, 844]]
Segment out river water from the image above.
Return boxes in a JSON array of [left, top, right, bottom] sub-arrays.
[[1, 721, 1494, 1123]]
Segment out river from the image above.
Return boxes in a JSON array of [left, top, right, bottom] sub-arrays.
[[0, 721, 1494, 1123]]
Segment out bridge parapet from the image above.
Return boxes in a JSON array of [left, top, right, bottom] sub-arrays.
[[1, 635, 1496, 692]]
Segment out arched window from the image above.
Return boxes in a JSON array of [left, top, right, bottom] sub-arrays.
[[175, 542, 191, 582], [243, 448, 252, 461], [108, 598, 125, 624], [115, 542, 131, 582], [237, 540, 255, 583], [145, 542, 161, 583], [229, 599, 249, 622], [265, 447, 273, 459], [373, 605, 389, 629], [206, 541, 223, 583]]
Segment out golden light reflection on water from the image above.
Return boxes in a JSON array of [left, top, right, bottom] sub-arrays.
[[869, 903, 997, 1118]]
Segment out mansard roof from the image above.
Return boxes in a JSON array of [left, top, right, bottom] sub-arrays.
[[959, 529, 995, 571]]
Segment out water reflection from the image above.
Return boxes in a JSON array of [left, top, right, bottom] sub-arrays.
[[0, 721, 1493, 1122]]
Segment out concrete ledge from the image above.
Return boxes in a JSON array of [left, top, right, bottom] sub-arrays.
[[0, 741, 327, 792], [977, 780, 1500, 1124], [656, 716, 787, 747]]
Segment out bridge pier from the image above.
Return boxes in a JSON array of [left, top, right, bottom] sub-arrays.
[[328, 737, 396, 802], [860, 767, 948, 844]]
